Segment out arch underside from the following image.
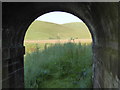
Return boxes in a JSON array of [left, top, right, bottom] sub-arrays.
[[2, 2, 119, 88]]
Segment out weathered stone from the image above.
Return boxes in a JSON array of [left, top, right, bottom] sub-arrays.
[[2, 2, 119, 88]]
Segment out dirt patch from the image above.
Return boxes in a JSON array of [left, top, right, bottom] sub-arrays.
[[24, 39, 92, 44]]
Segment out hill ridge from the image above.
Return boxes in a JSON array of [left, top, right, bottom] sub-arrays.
[[25, 20, 91, 40]]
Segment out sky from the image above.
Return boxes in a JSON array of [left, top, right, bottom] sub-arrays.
[[35, 11, 83, 24]]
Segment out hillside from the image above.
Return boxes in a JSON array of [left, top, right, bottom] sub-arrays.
[[62, 22, 91, 39], [24, 20, 91, 40]]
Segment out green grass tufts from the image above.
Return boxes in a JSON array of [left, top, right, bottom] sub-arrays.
[[24, 42, 93, 88]]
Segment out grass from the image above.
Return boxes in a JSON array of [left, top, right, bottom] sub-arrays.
[[24, 21, 91, 40], [24, 20, 93, 88], [24, 42, 93, 88]]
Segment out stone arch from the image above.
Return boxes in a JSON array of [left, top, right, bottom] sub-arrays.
[[2, 2, 119, 88]]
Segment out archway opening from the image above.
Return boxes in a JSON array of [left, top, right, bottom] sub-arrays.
[[24, 11, 93, 88]]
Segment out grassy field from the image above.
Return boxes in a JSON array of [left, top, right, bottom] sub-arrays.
[[24, 20, 93, 88], [24, 42, 93, 88], [24, 20, 91, 40], [24, 39, 92, 44]]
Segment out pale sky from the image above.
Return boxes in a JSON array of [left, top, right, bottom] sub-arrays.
[[35, 11, 83, 24]]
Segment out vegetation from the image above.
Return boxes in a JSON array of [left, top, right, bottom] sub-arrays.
[[24, 42, 93, 88], [24, 21, 91, 40], [24, 20, 93, 88]]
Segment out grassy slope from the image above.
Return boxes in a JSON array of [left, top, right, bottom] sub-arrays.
[[62, 22, 91, 39], [25, 20, 91, 40]]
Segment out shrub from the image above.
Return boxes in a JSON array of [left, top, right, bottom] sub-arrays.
[[24, 42, 93, 88]]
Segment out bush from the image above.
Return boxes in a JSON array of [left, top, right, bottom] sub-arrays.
[[24, 42, 93, 88]]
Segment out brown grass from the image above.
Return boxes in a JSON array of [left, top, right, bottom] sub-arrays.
[[24, 39, 92, 44]]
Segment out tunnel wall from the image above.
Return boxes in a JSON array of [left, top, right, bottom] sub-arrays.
[[2, 2, 119, 88]]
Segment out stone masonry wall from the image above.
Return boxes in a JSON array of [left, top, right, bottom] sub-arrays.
[[2, 2, 119, 88]]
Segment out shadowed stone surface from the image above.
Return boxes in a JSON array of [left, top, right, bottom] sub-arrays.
[[2, 2, 119, 88]]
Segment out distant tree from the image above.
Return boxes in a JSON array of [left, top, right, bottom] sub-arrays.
[[76, 37, 78, 39], [70, 37, 75, 42]]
